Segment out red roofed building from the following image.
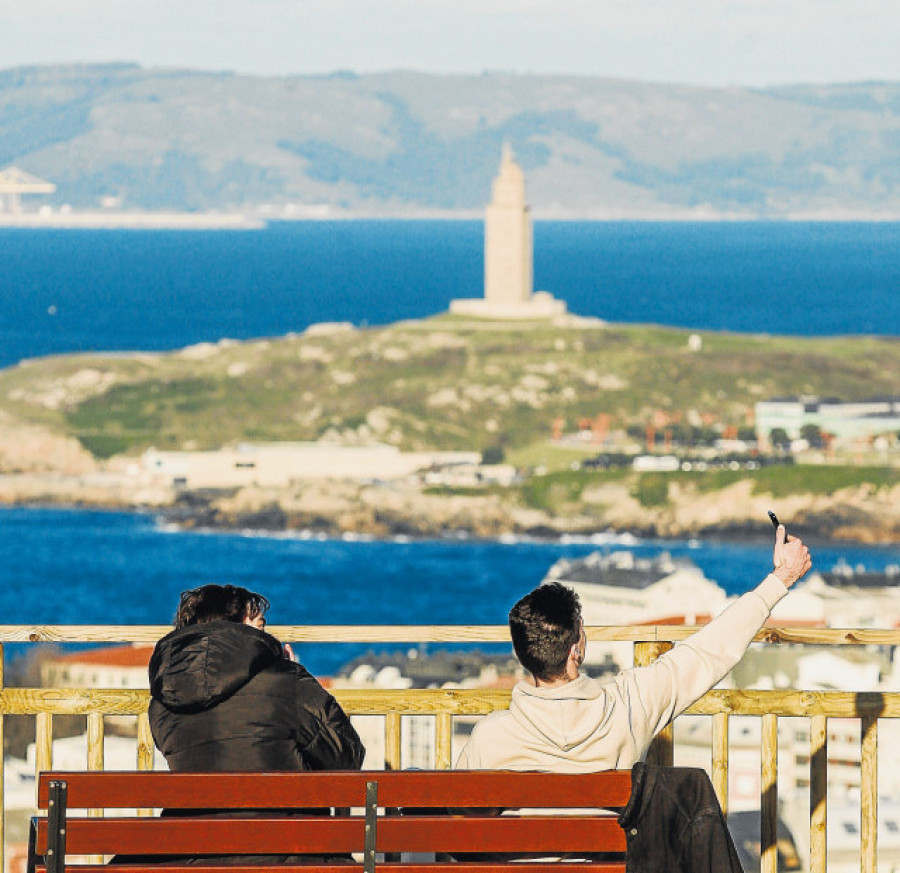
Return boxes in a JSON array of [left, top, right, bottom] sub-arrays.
[[41, 645, 154, 690]]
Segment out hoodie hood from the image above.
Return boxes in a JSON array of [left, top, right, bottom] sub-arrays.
[[149, 620, 282, 713], [509, 674, 614, 752]]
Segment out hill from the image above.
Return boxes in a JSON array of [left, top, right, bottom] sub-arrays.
[[1, 317, 898, 542], [3, 64, 900, 218], [3, 316, 899, 459]]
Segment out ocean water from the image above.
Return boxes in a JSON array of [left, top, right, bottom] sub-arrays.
[[2, 220, 900, 674], [1, 220, 899, 369], [2, 507, 899, 676]]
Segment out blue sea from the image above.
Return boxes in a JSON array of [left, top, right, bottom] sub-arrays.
[[2, 220, 900, 674], [3, 507, 899, 676], [2, 221, 900, 369]]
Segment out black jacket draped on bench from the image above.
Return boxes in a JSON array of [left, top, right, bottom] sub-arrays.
[[618, 763, 742, 873]]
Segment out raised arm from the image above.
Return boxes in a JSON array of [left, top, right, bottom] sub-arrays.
[[620, 526, 812, 745]]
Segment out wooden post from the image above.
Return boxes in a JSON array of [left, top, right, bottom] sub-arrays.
[[435, 713, 453, 769], [136, 712, 156, 816], [385, 712, 402, 770], [36, 712, 53, 803], [809, 714, 827, 873], [760, 713, 778, 873], [634, 641, 674, 767], [861, 715, 878, 873], [711, 711, 729, 814], [86, 713, 105, 861], [137, 712, 155, 771], [87, 713, 104, 772]]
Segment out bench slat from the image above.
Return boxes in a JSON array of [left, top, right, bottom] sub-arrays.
[[36, 818, 360, 855], [38, 770, 631, 809], [36, 815, 625, 855], [34, 865, 627, 873], [37, 770, 632, 810]]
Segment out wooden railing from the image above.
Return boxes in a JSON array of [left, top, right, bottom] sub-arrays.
[[2, 624, 900, 873]]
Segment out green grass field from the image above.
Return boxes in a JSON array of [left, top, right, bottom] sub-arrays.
[[1, 316, 898, 465]]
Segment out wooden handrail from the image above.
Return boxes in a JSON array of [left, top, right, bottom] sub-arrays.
[[4, 685, 900, 718], [2, 623, 900, 645]]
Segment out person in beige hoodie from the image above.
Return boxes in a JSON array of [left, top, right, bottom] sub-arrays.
[[456, 525, 811, 771]]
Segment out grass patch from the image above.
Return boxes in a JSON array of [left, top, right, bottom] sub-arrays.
[[631, 473, 671, 507], [749, 464, 899, 497], [506, 442, 599, 473], [75, 434, 134, 459], [519, 470, 588, 511], [673, 464, 899, 497], [422, 485, 507, 497]]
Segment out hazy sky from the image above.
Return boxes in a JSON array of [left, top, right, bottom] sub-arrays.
[[3, 0, 899, 87]]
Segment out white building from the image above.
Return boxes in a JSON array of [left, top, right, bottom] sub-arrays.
[[543, 550, 728, 627], [755, 395, 900, 446], [143, 442, 481, 489], [774, 563, 900, 629]]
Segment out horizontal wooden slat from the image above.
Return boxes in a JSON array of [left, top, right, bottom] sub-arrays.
[[686, 689, 900, 718], [36, 815, 625, 855], [2, 688, 149, 715], [34, 864, 627, 873], [4, 623, 900, 645], [38, 771, 632, 811], [14, 684, 900, 719], [37, 817, 361, 855], [377, 816, 626, 853]]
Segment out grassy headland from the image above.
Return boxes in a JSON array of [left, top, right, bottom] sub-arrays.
[[1, 315, 898, 541]]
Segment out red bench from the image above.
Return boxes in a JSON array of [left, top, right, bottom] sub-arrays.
[[28, 769, 632, 872]]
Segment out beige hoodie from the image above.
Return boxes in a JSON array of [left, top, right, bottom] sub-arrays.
[[456, 573, 788, 772]]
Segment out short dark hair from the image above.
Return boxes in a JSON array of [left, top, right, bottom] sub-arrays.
[[174, 584, 270, 628], [508, 582, 582, 681]]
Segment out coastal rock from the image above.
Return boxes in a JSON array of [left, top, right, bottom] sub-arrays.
[[0, 421, 98, 475], [1, 452, 898, 545]]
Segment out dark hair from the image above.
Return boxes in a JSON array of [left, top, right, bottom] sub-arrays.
[[508, 582, 582, 681], [174, 584, 270, 628]]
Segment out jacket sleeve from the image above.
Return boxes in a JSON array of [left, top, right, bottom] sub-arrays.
[[615, 573, 788, 750], [292, 668, 365, 770]]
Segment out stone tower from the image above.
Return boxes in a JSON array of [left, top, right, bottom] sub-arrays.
[[449, 146, 566, 319], [484, 144, 533, 305]]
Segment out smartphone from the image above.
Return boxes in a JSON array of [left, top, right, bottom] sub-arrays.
[[768, 510, 788, 540]]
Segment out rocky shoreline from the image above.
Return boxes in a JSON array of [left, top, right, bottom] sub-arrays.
[[104, 478, 900, 545], [2, 464, 899, 546]]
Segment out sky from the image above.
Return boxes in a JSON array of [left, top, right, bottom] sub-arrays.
[[2, 0, 899, 88]]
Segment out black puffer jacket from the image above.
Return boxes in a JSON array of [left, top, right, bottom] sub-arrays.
[[149, 620, 364, 772]]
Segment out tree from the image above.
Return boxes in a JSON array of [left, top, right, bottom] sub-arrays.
[[481, 444, 505, 465], [769, 428, 791, 449], [800, 423, 825, 449]]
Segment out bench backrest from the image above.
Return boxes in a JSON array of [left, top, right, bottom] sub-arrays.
[[31, 770, 632, 872]]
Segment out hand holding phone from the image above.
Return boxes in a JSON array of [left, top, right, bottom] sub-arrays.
[[769, 509, 811, 587], [768, 510, 788, 541]]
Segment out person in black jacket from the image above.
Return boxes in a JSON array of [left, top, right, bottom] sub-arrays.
[[149, 583, 364, 773], [141, 584, 364, 865]]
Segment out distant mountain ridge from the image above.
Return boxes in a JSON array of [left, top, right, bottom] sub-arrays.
[[2, 63, 900, 218]]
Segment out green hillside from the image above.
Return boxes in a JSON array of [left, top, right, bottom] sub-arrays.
[[1, 316, 897, 462]]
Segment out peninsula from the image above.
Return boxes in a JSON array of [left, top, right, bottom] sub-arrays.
[[1, 316, 898, 543]]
